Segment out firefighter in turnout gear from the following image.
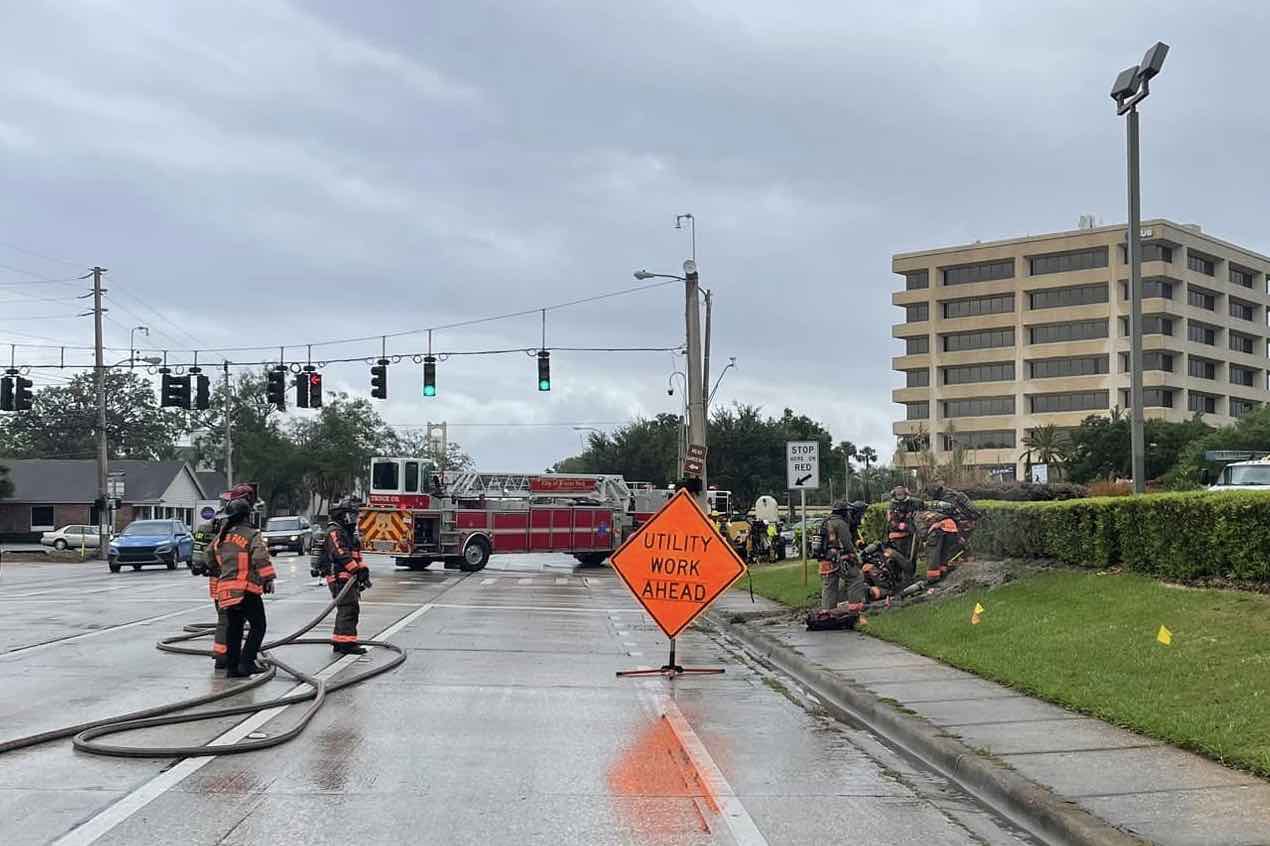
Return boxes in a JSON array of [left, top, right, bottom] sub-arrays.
[[819, 501, 867, 611], [885, 486, 923, 586], [196, 483, 261, 670], [320, 498, 370, 655], [210, 496, 276, 677], [922, 479, 979, 581]]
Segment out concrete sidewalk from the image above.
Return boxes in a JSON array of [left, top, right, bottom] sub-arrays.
[[708, 590, 1270, 845]]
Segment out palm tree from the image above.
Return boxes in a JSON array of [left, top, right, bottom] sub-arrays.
[[1020, 424, 1071, 481], [858, 446, 878, 501], [835, 441, 857, 499]]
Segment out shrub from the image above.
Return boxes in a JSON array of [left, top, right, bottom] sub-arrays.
[[958, 482, 1090, 502], [964, 491, 1270, 582], [1087, 480, 1132, 497]]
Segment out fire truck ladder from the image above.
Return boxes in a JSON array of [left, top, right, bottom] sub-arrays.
[[443, 472, 632, 507]]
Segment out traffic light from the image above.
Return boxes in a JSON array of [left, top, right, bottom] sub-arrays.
[[194, 372, 210, 411], [370, 359, 388, 399], [0, 373, 13, 412], [307, 371, 323, 408], [266, 366, 287, 410], [294, 372, 310, 408], [537, 350, 551, 391], [14, 376, 32, 411], [423, 355, 437, 397], [160, 371, 190, 409]]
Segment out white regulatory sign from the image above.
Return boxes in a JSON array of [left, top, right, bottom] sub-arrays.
[[786, 441, 820, 490]]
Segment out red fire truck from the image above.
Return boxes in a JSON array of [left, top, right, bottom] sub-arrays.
[[358, 458, 674, 571]]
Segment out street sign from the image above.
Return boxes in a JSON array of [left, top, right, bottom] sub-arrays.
[[686, 443, 707, 461], [684, 443, 707, 477], [1031, 463, 1049, 484], [786, 441, 820, 490], [106, 472, 125, 500], [609, 489, 746, 639]]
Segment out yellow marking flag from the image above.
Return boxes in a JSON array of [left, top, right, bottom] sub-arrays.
[[1157, 625, 1173, 646], [970, 603, 984, 625], [974, 603, 985, 615]]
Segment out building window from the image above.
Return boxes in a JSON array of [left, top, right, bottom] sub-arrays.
[[1187, 251, 1216, 276], [899, 436, 926, 453], [943, 396, 1015, 418], [1029, 319, 1108, 344], [1029, 391, 1109, 414], [1188, 321, 1218, 346], [1229, 298, 1256, 322], [943, 430, 1016, 451], [906, 369, 930, 388], [906, 335, 929, 355], [1188, 357, 1218, 380], [30, 505, 56, 531], [1029, 356, 1109, 379], [943, 259, 1015, 286], [1230, 266, 1255, 289], [1187, 286, 1217, 311], [1230, 365, 1258, 388], [1122, 278, 1175, 300], [943, 362, 1015, 385], [943, 293, 1014, 319], [943, 328, 1015, 352], [1231, 398, 1262, 418], [1123, 243, 1174, 263], [904, 269, 930, 290], [1142, 388, 1175, 408], [1029, 247, 1109, 276], [905, 302, 929, 322], [906, 402, 929, 420], [1029, 283, 1108, 309], [1141, 315, 1174, 336], [1119, 350, 1175, 372], [1230, 332, 1257, 355], [1189, 392, 1218, 414]]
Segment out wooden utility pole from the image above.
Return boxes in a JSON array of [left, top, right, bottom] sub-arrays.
[[92, 267, 108, 557]]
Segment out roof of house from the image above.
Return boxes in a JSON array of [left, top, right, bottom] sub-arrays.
[[196, 471, 228, 499], [0, 459, 204, 504]]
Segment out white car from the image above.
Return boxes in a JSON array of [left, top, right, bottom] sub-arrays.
[[40, 525, 110, 551]]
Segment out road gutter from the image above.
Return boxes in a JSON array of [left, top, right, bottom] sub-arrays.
[[701, 611, 1147, 846]]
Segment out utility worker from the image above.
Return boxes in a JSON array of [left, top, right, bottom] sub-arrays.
[[766, 520, 780, 561], [819, 501, 868, 611], [210, 496, 276, 678], [320, 498, 369, 655]]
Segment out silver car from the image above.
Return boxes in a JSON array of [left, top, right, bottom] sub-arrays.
[[41, 525, 109, 551], [262, 516, 312, 555]]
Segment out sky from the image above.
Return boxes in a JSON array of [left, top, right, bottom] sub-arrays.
[[1, 1, 1268, 472]]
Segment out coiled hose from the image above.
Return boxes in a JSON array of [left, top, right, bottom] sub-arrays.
[[0, 579, 406, 758]]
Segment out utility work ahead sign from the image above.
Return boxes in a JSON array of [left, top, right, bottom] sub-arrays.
[[786, 440, 820, 490], [609, 489, 746, 639]]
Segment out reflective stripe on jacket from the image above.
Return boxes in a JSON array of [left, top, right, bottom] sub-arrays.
[[324, 523, 365, 585], [211, 525, 275, 608]]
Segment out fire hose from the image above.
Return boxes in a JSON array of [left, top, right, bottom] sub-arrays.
[[0, 578, 406, 758]]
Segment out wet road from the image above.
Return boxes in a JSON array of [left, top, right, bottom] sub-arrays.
[[0, 555, 1043, 846]]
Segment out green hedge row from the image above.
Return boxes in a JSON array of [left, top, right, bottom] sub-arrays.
[[858, 492, 1270, 582]]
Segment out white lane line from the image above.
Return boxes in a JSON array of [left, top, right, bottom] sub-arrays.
[[516, 577, 533, 584], [639, 684, 769, 846], [430, 603, 643, 614], [554, 577, 569, 585], [480, 578, 496, 585], [0, 605, 206, 660], [51, 602, 435, 846]]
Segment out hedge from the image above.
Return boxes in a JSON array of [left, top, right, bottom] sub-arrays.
[[858, 492, 1270, 583]]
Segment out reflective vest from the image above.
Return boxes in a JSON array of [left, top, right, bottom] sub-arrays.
[[210, 525, 275, 608]]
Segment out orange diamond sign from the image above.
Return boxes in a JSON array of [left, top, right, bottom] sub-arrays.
[[610, 489, 747, 639]]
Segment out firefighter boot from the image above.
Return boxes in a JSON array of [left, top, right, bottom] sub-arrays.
[[334, 642, 368, 656]]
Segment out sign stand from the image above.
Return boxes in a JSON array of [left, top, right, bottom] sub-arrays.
[[608, 489, 747, 682], [615, 636, 725, 679]]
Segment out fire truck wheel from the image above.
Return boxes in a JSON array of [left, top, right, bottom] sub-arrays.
[[408, 559, 432, 571], [460, 537, 490, 572], [574, 553, 607, 568]]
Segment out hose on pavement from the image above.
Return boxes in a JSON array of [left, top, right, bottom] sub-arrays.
[[0, 578, 407, 758]]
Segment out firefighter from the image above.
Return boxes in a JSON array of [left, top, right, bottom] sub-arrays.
[[320, 498, 370, 655], [192, 514, 227, 668], [885, 486, 923, 586], [925, 479, 981, 543], [922, 504, 961, 582], [819, 501, 868, 611], [210, 496, 276, 678]]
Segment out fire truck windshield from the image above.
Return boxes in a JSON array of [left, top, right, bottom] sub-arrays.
[[372, 460, 399, 491]]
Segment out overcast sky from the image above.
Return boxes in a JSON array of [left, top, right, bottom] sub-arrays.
[[2, 1, 1268, 472]]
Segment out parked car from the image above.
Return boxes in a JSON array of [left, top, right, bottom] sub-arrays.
[[108, 519, 194, 572], [41, 525, 110, 551], [781, 517, 825, 557], [263, 516, 312, 555]]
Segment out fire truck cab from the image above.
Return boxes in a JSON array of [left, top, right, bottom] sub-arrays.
[[360, 458, 634, 572]]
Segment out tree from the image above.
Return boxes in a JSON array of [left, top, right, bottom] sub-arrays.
[[831, 441, 857, 498], [857, 446, 878, 500], [1068, 413, 1214, 484], [0, 464, 13, 499], [1020, 424, 1072, 480], [0, 370, 184, 460], [1168, 406, 1269, 487]]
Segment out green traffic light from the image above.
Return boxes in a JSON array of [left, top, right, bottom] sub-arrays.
[[538, 379, 551, 391], [423, 385, 436, 397]]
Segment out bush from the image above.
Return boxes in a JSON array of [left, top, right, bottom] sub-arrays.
[[1087, 480, 1132, 497], [965, 491, 1270, 582], [957, 482, 1090, 502]]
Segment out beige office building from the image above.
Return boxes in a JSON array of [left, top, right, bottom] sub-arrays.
[[892, 219, 1270, 479]]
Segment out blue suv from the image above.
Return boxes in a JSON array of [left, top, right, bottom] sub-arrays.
[[109, 519, 194, 572]]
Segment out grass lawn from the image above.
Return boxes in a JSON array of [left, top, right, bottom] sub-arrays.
[[734, 560, 820, 608], [866, 570, 1270, 778]]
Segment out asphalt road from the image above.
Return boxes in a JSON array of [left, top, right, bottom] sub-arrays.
[[0, 554, 1043, 846]]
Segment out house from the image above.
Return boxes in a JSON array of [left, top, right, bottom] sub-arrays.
[[0, 459, 213, 541]]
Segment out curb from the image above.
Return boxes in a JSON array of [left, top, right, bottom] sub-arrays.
[[703, 610, 1147, 846]]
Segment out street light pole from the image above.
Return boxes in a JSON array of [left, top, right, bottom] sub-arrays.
[[1111, 41, 1168, 496], [683, 260, 707, 510]]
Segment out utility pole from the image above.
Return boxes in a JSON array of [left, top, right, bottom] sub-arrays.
[[92, 267, 108, 557], [223, 361, 234, 487], [683, 260, 707, 510], [702, 289, 712, 416]]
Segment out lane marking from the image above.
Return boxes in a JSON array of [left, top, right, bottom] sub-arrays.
[[430, 603, 643, 614], [480, 578, 496, 585], [0, 605, 206, 660], [554, 577, 569, 585], [51, 602, 435, 846], [517, 577, 533, 585], [639, 684, 769, 846]]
